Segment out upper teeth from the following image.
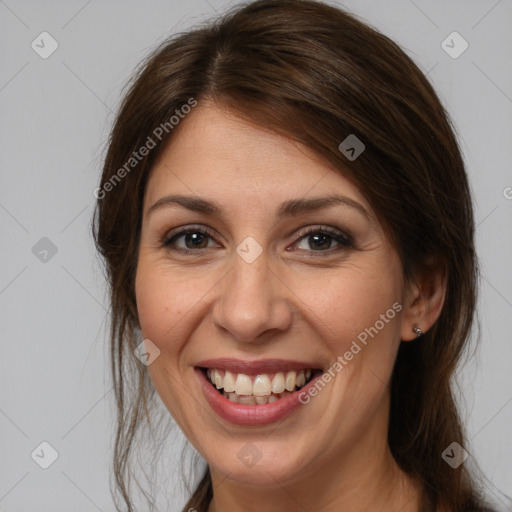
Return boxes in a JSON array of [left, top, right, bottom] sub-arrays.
[[206, 369, 312, 396]]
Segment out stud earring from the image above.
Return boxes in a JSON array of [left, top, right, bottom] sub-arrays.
[[412, 324, 423, 338]]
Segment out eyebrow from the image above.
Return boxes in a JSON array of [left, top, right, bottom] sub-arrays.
[[146, 194, 371, 220]]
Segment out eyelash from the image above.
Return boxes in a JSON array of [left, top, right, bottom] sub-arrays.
[[162, 224, 354, 256]]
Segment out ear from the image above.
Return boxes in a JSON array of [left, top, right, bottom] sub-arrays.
[[400, 257, 447, 341]]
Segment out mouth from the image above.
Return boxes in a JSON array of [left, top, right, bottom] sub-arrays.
[[197, 366, 322, 406], [194, 359, 325, 425]]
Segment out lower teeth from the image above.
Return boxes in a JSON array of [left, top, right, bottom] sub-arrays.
[[222, 390, 293, 405]]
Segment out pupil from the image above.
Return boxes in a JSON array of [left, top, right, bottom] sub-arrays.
[[310, 233, 331, 250], [186, 232, 207, 248]]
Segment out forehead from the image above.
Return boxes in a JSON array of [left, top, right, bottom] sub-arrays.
[[144, 103, 373, 216]]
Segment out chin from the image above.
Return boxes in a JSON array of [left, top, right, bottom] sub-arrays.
[[205, 437, 314, 488], [210, 456, 301, 488]]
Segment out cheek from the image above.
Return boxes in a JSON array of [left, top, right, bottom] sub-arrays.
[[307, 276, 403, 428], [297, 260, 404, 389], [301, 269, 401, 341], [135, 263, 186, 352], [135, 258, 220, 356], [134, 261, 206, 431], [135, 273, 171, 341]]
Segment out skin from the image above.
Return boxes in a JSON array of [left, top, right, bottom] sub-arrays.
[[135, 101, 446, 512]]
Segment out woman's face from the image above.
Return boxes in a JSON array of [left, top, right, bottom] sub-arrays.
[[135, 102, 410, 487]]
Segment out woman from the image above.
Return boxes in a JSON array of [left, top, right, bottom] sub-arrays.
[[93, 1, 498, 510]]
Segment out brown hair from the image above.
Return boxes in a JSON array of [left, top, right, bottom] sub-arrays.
[[92, 1, 489, 510]]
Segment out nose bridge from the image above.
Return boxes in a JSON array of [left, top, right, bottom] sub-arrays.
[[213, 243, 291, 342]]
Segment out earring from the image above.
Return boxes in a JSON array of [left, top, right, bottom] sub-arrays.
[[412, 324, 423, 338]]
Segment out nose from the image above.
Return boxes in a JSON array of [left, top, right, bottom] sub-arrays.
[[212, 246, 292, 343]]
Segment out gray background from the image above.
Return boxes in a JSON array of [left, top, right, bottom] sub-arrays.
[[1, 0, 511, 511]]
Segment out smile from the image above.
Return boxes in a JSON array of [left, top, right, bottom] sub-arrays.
[[194, 358, 324, 425], [204, 368, 315, 405]]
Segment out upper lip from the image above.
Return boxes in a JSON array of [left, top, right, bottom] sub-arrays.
[[195, 358, 322, 375]]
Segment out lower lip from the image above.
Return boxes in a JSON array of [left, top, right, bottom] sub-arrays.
[[195, 367, 321, 426]]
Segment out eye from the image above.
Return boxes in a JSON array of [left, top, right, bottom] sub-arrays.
[[291, 226, 353, 253], [162, 226, 220, 252], [162, 225, 353, 255]]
